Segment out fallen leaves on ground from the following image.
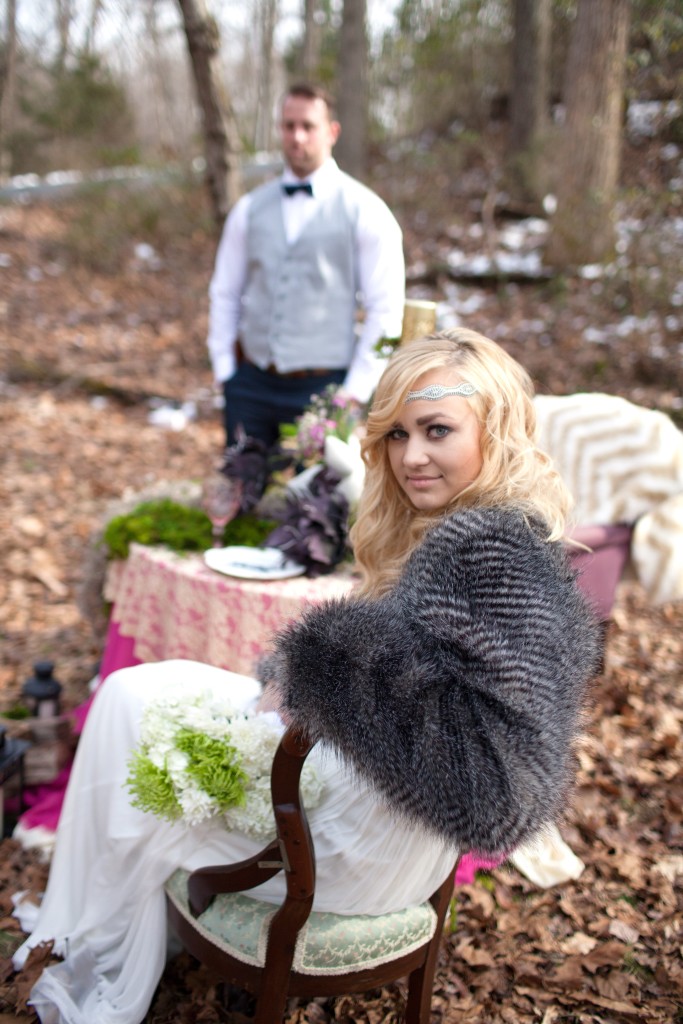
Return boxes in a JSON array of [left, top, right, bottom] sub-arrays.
[[0, 180, 681, 1022]]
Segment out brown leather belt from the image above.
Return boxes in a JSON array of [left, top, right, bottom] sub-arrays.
[[253, 361, 339, 380]]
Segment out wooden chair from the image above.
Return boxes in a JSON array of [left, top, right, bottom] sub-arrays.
[[165, 726, 457, 1024]]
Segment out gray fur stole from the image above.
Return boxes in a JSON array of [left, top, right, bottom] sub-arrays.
[[268, 506, 601, 855]]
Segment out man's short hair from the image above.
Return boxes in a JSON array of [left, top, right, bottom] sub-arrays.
[[285, 82, 338, 121]]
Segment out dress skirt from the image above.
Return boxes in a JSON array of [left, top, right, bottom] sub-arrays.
[[13, 659, 457, 1024]]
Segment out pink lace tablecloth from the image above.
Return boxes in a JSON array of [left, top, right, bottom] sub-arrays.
[[103, 544, 358, 677]]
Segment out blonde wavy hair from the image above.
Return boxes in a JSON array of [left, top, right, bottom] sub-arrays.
[[350, 328, 571, 596]]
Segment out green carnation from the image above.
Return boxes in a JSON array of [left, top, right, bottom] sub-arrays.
[[175, 729, 248, 810], [126, 753, 182, 821]]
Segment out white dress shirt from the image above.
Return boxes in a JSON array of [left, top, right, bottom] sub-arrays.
[[207, 158, 405, 404]]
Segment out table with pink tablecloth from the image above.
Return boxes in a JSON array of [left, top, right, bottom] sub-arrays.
[[102, 543, 358, 678], [17, 547, 356, 837]]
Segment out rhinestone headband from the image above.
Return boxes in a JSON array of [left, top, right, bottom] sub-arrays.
[[405, 382, 478, 403]]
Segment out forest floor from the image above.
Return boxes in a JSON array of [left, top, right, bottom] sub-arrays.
[[0, 134, 682, 1022]]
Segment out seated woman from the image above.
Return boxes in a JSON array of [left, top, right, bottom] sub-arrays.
[[13, 329, 600, 1024]]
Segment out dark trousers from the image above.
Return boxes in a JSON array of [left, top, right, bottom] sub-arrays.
[[223, 362, 346, 449]]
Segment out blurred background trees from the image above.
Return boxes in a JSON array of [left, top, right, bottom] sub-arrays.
[[1, 0, 682, 262]]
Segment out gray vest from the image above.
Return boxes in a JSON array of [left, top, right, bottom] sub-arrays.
[[240, 178, 358, 372]]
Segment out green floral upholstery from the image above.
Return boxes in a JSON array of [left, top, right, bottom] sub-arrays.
[[165, 869, 438, 975]]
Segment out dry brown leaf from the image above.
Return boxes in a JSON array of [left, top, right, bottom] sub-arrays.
[[16, 517, 46, 539], [561, 991, 653, 1016], [27, 549, 68, 597], [608, 918, 641, 944], [559, 931, 598, 955], [580, 940, 627, 972], [454, 940, 497, 968], [653, 854, 683, 882], [546, 958, 585, 985]]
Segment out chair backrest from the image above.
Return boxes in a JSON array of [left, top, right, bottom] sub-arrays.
[[170, 726, 457, 1024], [188, 727, 318, 945]]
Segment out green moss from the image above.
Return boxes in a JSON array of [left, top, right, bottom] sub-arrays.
[[222, 514, 277, 548], [1, 705, 32, 720], [102, 498, 276, 559]]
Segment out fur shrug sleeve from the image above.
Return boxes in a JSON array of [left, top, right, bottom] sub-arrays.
[[269, 506, 601, 855]]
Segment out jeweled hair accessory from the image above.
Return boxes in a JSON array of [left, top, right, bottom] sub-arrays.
[[405, 382, 478, 403]]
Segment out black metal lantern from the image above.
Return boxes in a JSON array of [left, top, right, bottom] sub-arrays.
[[22, 660, 62, 719]]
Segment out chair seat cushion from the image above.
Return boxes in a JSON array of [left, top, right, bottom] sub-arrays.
[[165, 869, 438, 976]]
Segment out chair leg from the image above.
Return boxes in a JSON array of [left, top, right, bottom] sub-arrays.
[[254, 989, 290, 1024], [405, 931, 447, 1024], [253, 967, 291, 1024], [405, 961, 433, 1024]]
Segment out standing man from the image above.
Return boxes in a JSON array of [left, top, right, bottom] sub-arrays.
[[206, 82, 405, 448]]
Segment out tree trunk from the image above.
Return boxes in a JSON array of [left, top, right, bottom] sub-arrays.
[[302, 0, 322, 78], [144, 0, 180, 157], [507, 0, 551, 201], [334, 0, 367, 179], [546, 0, 631, 267], [0, 0, 18, 182], [176, 0, 243, 229], [253, 0, 279, 152], [83, 0, 104, 55]]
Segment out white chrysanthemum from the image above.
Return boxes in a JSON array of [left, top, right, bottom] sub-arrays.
[[228, 716, 280, 774], [178, 779, 217, 826], [225, 775, 274, 840], [300, 763, 325, 809], [165, 748, 190, 785], [146, 739, 176, 770]]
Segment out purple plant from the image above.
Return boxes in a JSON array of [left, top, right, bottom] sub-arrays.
[[219, 427, 270, 513], [265, 467, 350, 577]]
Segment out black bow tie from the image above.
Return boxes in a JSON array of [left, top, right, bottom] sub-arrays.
[[282, 182, 313, 197]]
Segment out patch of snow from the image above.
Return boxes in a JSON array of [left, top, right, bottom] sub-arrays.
[[614, 314, 659, 338], [9, 173, 40, 189], [132, 242, 163, 271], [45, 169, 83, 186], [627, 99, 681, 141], [518, 319, 546, 334], [495, 250, 544, 275], [583, 327, 609, 345], [147, 400, 197, 431]]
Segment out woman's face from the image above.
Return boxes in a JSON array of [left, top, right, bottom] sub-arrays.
[[386, 369, 484, 512]]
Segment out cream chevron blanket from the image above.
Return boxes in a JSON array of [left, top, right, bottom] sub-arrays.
[[534, 393, 683, 605]]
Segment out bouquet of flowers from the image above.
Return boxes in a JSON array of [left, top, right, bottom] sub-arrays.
[[126, 687, 323, 840], [281, 385, 360, 467]]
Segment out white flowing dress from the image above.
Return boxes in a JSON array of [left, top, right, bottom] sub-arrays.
[[13, 660, 457, 1024]]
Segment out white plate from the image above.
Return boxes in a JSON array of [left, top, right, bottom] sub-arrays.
[[203, 546, 306, 580]]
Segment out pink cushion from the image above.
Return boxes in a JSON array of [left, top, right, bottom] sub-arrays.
[[567, 524, 632, 621]]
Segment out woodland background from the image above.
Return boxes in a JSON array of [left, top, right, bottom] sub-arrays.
[[1, 1, 682, 1022]]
